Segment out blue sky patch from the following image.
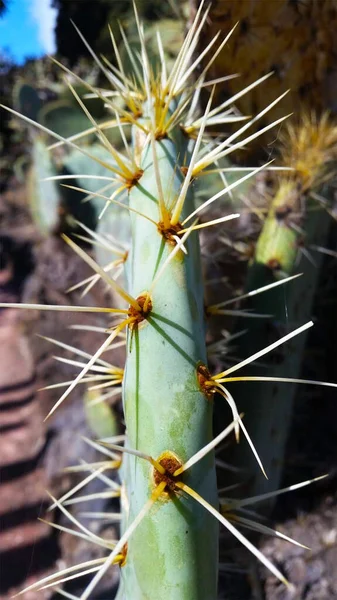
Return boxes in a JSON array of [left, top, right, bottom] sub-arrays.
[[0, 0, 56, 64]]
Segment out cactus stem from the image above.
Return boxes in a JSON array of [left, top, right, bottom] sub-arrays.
[[10, 6, 336, 597]]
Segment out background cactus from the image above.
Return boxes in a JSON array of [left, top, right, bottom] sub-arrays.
[[193, 0, 337, 511], [13, 78, 118, 236], [216, 114, 337, 504]]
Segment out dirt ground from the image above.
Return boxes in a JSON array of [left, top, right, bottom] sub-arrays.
[[261, 491, 337, 600]]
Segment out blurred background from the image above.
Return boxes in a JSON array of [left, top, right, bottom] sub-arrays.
[[0, 1, 337, 599]]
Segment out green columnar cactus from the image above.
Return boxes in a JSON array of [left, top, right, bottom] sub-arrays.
[[225, 114, 337, 502], [120, 129, 218, 599], [224, 209, 332, 502], [14, 81, 42, 121], [2, 6, 337, 600], [14, 81, 112, 235], [255, 114, 337, 274], [27, 137, 62, 234]]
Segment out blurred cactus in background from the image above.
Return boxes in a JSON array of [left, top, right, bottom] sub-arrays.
[[194, 0, 337, 508]]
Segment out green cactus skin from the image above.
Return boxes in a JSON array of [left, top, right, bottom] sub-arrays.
[[14, 81, 42, 121], [254, 180, 299, 274], [39, 101, 92, 139], [14, 78, 112, 236], [227, 113, 337, 505], [28, 138, 62, 234], [224, 198, 332, 505], [119, 132, 218, 599]]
